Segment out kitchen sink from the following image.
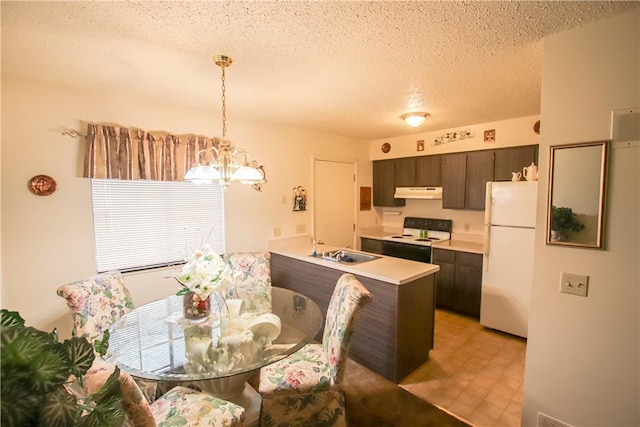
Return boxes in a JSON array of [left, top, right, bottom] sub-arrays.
[[311, 249, 381, 264]]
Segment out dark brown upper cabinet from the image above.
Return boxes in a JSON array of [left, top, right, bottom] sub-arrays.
[[494, 145, 539, 181], [442, 150, 494, 210], [441, 153, 467, 209], [415, 155, 441, 186], [393, 157, 416, 187], [465, 150, 495, 210], [373, 159, 406, 207]]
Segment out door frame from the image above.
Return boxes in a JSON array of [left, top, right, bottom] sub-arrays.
[[311, 154, 358, 248]]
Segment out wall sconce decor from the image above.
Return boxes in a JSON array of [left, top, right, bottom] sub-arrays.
[[183, 55, 266, 190], [402, 112, 429, 128], [433, 129, 475, 146], [293, 186, 307, 211]]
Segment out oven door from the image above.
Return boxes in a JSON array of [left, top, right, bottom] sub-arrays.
[[382, 240, 431, 263]]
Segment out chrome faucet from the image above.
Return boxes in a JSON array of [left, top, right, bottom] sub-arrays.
[[322, 246, 351, 262]]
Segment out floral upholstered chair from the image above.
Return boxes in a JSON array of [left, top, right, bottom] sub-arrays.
[[80, 359, 246, 427], [223, 252, 272, 315], [56, 271, 135, 344], [56, 271, 156, 401], [258, 273, 373, 427]]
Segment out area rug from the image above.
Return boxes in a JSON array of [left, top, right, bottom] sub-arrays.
[[342, 359, 470, 427]]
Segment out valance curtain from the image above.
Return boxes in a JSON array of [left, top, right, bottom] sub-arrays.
[[82, 123, 220, 181]]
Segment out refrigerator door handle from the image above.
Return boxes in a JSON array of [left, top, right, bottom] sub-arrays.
[[484, 182, 493, 226], [483, 182, 492, 272], [483, 224, 490, 271]]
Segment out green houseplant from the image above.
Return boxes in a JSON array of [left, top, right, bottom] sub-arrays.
[[0, 309, 124, 427], [551, 206, 585, 240]]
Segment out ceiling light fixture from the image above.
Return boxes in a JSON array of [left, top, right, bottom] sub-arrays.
[[184, 55, 266, 190], [402, 112, 429, 128]]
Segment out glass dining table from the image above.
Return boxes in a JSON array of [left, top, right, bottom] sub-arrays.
[[106, 287, 323, 426]]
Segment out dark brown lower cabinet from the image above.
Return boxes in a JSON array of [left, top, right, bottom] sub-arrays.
[[270, 252, 435, 383], [360, 237, 383, 254], [432, 248, 482, 319]]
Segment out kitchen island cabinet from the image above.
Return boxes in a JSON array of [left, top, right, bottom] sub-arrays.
[[269, 247, 438, 383]]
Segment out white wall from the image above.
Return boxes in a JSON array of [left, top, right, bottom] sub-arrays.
[[522, 9, 639, 427], [0, 77, 367, 338], [369, 114, 541, 160]]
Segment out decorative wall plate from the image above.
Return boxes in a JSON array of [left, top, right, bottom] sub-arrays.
[[534, 120, 541, 134], [28, 175, 57, 196], [381, 142, 391, 153]]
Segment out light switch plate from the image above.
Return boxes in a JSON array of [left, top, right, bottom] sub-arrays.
[[560, 272, 589, 297]]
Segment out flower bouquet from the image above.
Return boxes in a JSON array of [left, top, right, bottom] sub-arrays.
[[173, 244, 228, 321]]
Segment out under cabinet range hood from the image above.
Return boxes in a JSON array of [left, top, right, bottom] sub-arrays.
[[394, 186, 443, 199]]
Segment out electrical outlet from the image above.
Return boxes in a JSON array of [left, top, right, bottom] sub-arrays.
[[296, 224, 306, 233], [273, 227, 281, 237], [281, 195, 287, 204], [560, 272, 589, 297]]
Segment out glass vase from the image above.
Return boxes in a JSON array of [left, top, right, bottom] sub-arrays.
[[183, 291, 211, 322]]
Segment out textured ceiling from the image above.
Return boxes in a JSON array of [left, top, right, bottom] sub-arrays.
[[2, 1, 637, 140]]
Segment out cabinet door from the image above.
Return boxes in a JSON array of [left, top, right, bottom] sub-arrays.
[[360, 238, 383, 254], [431, 248, 457, 311], [415, 155, 441, 186], [394, 157, 416, 187], [465, 150, 494, 210], [373, 160, 405, 207], [441, 153, 467, 209], [494, 146, 538, 181], [455, 252, 483, 319]]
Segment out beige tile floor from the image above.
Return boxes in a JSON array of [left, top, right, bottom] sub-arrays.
[[400, 309, 527, 427]]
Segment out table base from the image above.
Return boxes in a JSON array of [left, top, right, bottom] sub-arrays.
[[228, 383, 261, 427], [193, 374, 260, 427]]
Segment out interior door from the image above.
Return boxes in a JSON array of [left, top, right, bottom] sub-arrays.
[[313, 158, 356, 248]]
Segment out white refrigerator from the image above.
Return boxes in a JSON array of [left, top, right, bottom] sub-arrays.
[[481, 181, 537, 338]]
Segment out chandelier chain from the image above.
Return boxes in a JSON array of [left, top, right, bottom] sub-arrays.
[[221, 65, 227, 139]]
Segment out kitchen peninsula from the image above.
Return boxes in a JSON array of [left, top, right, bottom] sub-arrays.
[[269, 240, 439, 383]]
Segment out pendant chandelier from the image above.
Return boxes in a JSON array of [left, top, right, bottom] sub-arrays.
[[184, 55, 266, 190]]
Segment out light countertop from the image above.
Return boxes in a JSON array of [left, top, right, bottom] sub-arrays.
[[431, 239, 484, 255], [269, 242, 439, 286], [359, 227, 401, 240], [359, 227, 484, 255]]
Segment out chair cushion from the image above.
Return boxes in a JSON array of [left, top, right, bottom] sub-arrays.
[[224, 252, 272, 314], [150, 386, 246, 426], [81, 358, 156, 427], [258, 344, 330, 395], [56, 271, 135, 344], [260, 389, 346, 427]]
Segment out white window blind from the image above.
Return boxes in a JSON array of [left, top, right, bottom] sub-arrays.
[[91, 179, 225, 273]]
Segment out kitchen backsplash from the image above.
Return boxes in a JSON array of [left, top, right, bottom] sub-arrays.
[[380, 199, 485, 237]]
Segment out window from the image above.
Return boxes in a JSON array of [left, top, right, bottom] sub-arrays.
[[91, 179, 224, 273]]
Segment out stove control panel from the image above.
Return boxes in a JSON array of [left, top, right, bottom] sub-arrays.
[[403, 217, 452, 233]]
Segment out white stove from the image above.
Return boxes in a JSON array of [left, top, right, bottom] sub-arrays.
[[380, 217, 452, 262], [382, 229, 451, 247]]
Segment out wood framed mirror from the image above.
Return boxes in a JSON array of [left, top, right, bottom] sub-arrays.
[[546, 140, 608, 248]]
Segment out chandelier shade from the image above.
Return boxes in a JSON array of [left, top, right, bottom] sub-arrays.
[[184, 55, 266, 189]]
